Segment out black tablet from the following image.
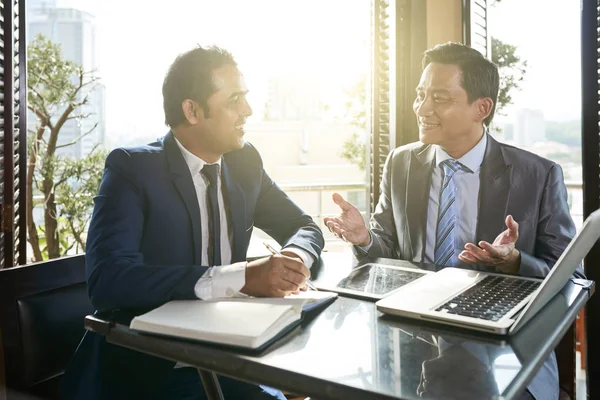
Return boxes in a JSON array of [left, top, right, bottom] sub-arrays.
[[317, 263, 432, 301]]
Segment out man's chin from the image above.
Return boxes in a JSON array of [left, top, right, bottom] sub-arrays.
[[419, 129, 440, 145], [235, 138, 245, 148], [227, 139, 245, 152]]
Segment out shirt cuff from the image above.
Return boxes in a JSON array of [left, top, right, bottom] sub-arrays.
[[194, 262, 247, 300], [357, 230, 373, 252], [281, 246, 315, 269]]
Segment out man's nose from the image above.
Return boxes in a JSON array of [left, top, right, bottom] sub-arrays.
[[241, 97, 253, 117], [414, 97, 433, 116]]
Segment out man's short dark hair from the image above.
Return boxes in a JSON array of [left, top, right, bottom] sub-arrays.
[[422, 42, 499, 126], [162, 45, 237, 128]]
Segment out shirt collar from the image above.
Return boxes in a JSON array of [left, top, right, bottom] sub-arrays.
[[435, 130, 487, 173], [174, 137, 222, 176]]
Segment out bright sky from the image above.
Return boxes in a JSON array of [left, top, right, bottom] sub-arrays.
[[489, 0, 581, 122], [55, 0, 370, 144], [55, 0, 581, 143]]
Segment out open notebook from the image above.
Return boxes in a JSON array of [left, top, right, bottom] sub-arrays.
[[129, 290, 337, 350]]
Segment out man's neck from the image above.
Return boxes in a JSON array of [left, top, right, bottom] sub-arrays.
[[173, 128, 221, 163], [442, 128, 485, 159]]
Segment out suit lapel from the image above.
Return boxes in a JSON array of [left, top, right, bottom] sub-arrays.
[[164, 132, 203, 264], [221, 160, 247, 263], [405, 145, 435, 261], [476, 134, 511, 243]]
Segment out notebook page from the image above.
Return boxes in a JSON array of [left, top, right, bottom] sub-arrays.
[[130, 300, 296, 338]]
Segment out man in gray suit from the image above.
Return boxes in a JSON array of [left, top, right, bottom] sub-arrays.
[[325, 42, 584, 400]]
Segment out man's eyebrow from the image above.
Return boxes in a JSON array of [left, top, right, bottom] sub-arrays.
[[228, 90, 249, 99], [415, 87, 451, 94]]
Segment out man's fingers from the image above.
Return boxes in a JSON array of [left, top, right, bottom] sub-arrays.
[[278, 278, 300, 292], [325, 219, 338, 231], [272, 289, 291, 298], [281, 272, 304, 288], [332, 192, 356, 212], [505, 215, 519, 236], [324, 217, 342, 228], [478, 241, 509, 258], [340, 231, 349, 242], [326, 221, 345, 238], [464, 243, 494, 263], [458, 251, 478, 264], [280, 258, 311, 278]]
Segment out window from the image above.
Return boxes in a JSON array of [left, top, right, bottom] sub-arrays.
[[488, 0, 583, 228], [25, 0, 372, 260], [0, 0, 27, 268]]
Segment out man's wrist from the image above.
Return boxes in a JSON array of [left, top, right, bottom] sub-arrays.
[[359, 230, 372, 247], [500, 249, 521, 274]]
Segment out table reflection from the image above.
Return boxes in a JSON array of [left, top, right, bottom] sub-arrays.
[[420, 337, 504, 399]]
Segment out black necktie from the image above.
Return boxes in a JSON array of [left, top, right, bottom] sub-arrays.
[[201, 164, 221, 266]]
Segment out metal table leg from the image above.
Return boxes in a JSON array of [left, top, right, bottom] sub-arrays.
[[197, 368, 225, 400]]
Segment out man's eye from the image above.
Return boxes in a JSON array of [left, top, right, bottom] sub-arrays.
[[433, 97, 448, 103]]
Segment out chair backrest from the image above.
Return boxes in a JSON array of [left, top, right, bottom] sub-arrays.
[[0, 255, 93, 399]]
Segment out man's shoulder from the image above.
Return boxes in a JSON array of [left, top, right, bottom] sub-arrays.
[[110, 138, 165, 157], [105, 137, 166, 165], [390, 141, 431, 159], [497, 140, 557, 171]]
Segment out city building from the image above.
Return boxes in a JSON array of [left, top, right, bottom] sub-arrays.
[[514, 108, 546, 148], [27, 3, 106, 158]]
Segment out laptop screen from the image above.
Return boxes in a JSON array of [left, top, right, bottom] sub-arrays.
[[510, 208, 600, 333]]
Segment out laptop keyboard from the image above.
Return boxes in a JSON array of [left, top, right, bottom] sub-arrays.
[[435, 275, 541, 322]]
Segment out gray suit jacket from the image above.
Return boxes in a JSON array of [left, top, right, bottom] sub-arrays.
[[357, 134, 584, 400], [360, 133, 585, 280]]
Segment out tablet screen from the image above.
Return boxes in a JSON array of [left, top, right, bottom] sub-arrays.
[[334, 263, 428, 297]]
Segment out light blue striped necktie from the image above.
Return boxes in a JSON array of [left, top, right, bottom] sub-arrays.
[[434, 159, 470, 266]]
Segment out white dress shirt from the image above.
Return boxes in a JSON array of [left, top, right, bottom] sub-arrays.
[[174, 139, 314, 300], [361, 133, 487, 266], [424, 133, 487, 266]]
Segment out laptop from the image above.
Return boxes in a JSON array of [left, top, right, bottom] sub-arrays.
[[376, 209, 600, 335]]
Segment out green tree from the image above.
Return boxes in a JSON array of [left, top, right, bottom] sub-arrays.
[[545, 120, 581, 146], [491, 37, 527, 115], [27, 34, 105, 261], [338, 76, 367, 171], [340, 38, 527, 170]]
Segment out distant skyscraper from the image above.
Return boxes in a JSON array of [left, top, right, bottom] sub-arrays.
[[27, 5, 105, 158], [27, 0, 57, 13], [265, 75, 324, 121], [514, 108, 545, 148]]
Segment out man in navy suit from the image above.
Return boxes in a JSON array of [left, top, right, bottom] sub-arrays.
[[62, 46, 324, 399]]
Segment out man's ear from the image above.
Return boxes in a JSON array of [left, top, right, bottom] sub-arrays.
[[476, 98, 494, 123], [181, 99, 204, 125]]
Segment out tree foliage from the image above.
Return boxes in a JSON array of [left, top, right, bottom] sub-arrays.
[[27, 34, 105, 261], [340, 37, 527, 170], [491, 37, 527, 115], [338, 76, 367, 171]]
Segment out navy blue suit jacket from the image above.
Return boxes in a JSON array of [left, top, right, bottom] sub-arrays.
[[62, 132, 324, 399]]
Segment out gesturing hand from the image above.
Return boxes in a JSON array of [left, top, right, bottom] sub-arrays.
[[323, 193, 370, 246], [240, 254, 310, 297], [458, 215, 521, 274]]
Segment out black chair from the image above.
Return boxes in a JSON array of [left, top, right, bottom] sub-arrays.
[[0, 255, 93, 399]]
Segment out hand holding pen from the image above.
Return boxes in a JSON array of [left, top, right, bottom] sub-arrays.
[[263, 242, 318, 291]]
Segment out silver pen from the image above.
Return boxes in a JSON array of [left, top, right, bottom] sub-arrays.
[[263, 241, 318, 291]]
